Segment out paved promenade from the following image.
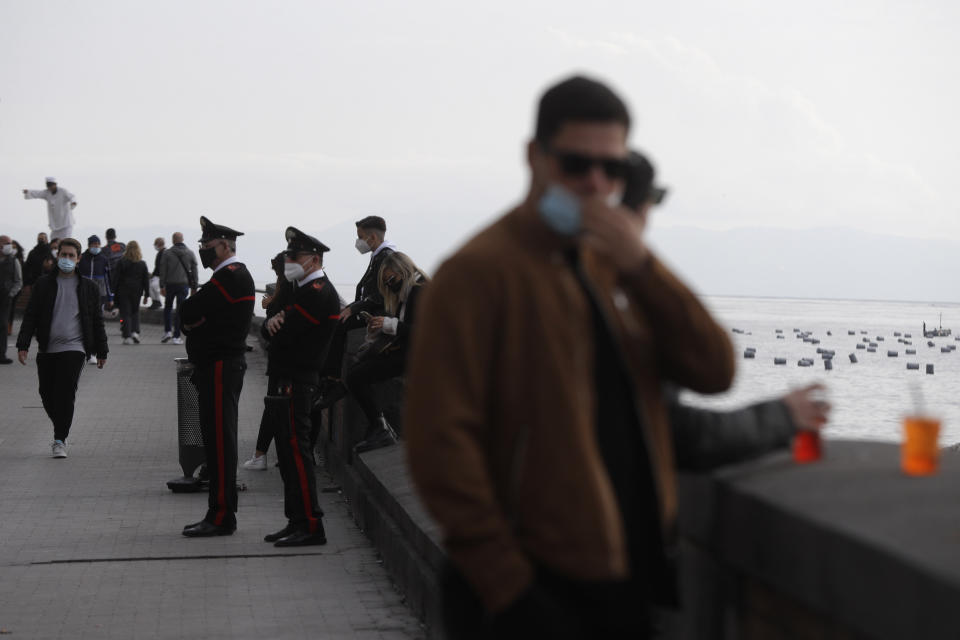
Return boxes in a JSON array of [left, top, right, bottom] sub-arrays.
[[0, 318, 424, 639]]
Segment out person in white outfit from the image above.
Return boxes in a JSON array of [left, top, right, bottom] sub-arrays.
[[23, 177, 77, 241]]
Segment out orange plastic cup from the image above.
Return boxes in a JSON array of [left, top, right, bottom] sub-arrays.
[[901, 416, 941, 476], [793, 430, 822, 463]]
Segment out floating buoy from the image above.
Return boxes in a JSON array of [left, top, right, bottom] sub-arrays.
[[811, 339, 821, 345], [827, 331, 833, 336], [905, 333, 912, 338], [928, 341, 936, 348], [848, 330, 856, 335], [941, 347, 951, 353], [798, 358, 813, 367], [774, 358, 787, 365], [888, 351, 898, 357], [860, 330, 868, 335], [907, 362, 920, 370], [824, 359, 833, 370], [894, 331, 902, 337], [906, 349, 916, 355], [876, 336, 885, 341], [744, 350, 755, 359], [849, 353, 858, 363], [777, 335, 785, 339], [869, 342, 878, 348], [904, 340, 912, 345], [822, 353, 833, 360], [926, 364, 935, 375], [862, 337, 870, 343], [856, 343, 866, 350], [775, 329, 783, 334], [867, 347, 877, 353]]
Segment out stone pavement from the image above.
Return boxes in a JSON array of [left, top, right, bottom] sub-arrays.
[[0, 318, 425, 639]]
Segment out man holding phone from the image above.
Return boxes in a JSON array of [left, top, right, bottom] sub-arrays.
[[404, 76, 735, 638]]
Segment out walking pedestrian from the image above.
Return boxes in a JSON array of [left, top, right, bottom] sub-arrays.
[[23, 178, 77, 241], [16, 238, 108, 458], [113, 241, 150, 344], [180, 217, 255, 538], [158, 232, 198, 345], [0, 235, 24, 363], [260, 228, 340, 547], [23, 232, 50, 291], [148, 237, 165, 309], [7, 240, 25, 335]]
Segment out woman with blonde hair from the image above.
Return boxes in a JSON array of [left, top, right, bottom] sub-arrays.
[[346, 252, 429, 453], [113, 240, 150, 344]]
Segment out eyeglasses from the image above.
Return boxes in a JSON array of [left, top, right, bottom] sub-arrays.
[[545, 148, 630, 180]]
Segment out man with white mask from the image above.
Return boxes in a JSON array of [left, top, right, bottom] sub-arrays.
[[0, 235, 24, 364], [23, 177, 78, 241], [340, 215, 396, 322], [259, 227, 341, 547]]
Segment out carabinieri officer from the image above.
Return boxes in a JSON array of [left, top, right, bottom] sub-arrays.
[[261, 227, 341, 546], [181, 216, 255, 537]]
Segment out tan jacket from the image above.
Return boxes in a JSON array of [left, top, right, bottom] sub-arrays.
[[404, 205, 734, 613]]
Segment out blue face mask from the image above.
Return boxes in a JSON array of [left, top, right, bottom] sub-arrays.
[[58, 258, 76, 273], [538, 184, 581, 236], [89, 247, 101, 255]]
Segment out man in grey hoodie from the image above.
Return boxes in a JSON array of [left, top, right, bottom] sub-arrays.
[[158, 232, 198, 345]]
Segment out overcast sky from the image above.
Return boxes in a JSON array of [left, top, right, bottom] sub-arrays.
[[2, 1, 958, 297]]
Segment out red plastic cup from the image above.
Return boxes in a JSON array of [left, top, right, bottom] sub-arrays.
[[793, 430, 822, 463]]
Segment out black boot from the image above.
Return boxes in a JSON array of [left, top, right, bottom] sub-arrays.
[[354, 415, 398, 454]]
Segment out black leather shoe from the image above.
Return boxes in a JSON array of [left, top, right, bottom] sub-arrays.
[[274, 529, 327, 547], [182, 520, 206, 530], [182, 521, 235, 537], [0, 357, 12, 365], [264, 523, 296, 542], [354, 426, 397, 454]]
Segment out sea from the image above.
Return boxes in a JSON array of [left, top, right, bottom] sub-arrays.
[[685, 296, 960, 446]]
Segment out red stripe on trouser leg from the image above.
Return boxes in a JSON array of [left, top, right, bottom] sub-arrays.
[[289, 396, 317, 533], [213, 361, 227, 526]]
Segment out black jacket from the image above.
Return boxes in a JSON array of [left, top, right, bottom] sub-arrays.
[[263, 275, 341, 379], [152, 247, 165, 278], [16, 272, 109, 359], [113, 258, 150, 299], [351, 246, 394, 315], [24, 242, 49, 286], [181, 260, 255, 367]]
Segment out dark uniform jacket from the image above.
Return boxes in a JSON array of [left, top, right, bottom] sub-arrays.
[[24, 243, 50, 286], [181, 260, 255, 367], [262, 274, 340, 380], [351, 246, 394, 315], [16, 272, 109, 359]]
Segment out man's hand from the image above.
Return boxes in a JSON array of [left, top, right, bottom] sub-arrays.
[[160, 287, 166, 297], [97, 358, 106, 369], [266, 311, 285, 336], [782, 383, 830, 431], [22, 189, 28, 196], [367, 316, 385, 331], [340, 306, 353, 322], [143, 296, 150, 305], [18, 350, 28, 365], [70, 202, 77, 209], [580, 198, 650, 273]]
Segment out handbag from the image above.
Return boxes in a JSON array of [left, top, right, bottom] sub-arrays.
[[355, 330, 399, 363]]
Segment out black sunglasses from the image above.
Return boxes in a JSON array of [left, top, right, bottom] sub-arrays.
[[545, 148, 630, 180]]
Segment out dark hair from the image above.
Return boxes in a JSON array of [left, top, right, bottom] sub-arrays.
[[534, 75, 630, 147], [270, 252, 285, 277], [106, 228, 117, 240], [59, 238, 82, 256], [355, 216, 386, 232]]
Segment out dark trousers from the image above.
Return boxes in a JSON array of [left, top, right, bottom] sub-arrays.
[[344, 350, 405, 429], [117, 293, 141, 338], [442, 562, 655, 640], [255, 408, 275, 453], [268, 377, 323, 532], [192, 357, 245, 528], [36, 351, 86, 442], [163, 285, 189, 337], [0, 293, 10, 357]]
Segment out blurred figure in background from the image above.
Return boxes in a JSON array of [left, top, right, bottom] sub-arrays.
[[103, 228, 126, 292], [41, 238, 59, 277], [113, 240, 150, 345], [7, 240, 25, 335], [0, 234, 23, 363], [159, 232, 198, 346], [148, 237, 165, 310], [24, 232, 50, 293]]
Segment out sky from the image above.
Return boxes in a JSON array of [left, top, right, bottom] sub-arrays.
[[2, 1, 958, 299]]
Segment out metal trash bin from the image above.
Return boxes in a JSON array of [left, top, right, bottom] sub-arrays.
[[167, 357, 207, 493]]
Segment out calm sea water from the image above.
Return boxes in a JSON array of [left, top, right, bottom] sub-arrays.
[[684, 296, 960, 445]]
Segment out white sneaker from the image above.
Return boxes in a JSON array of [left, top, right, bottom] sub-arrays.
[[87, 355, 97, 364], [51, 440, 68, 458], [122, 337, 133, 345], [172, 337, 183, 345], [161, 331, 172, 343], [241, 454, 267, 471], [131, 332, 141, 344]]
